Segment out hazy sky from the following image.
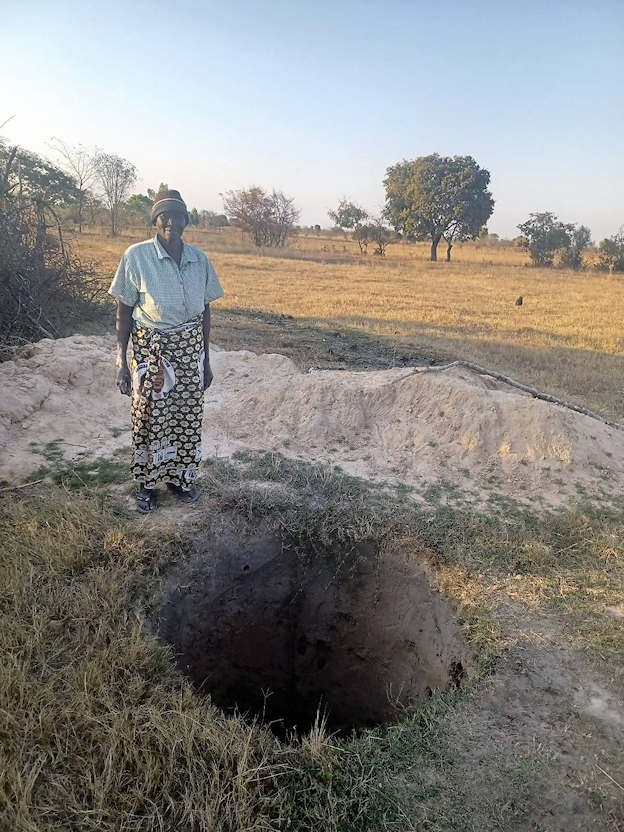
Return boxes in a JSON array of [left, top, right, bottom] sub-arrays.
[[2, 0, 623, 239]]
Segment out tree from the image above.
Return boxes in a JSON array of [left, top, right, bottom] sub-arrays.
[[1, 139, 81, 251], [353, 223, 370, 253], [268, 189, 299, 246], [94, 152, 136, 235], [597, 228, 624, 272], [197, 210, 229, 228], [328, 199, 368, 233], [368, 217, 395, 256], [354, 217, 394, 256], [1, 140, 79, 209], [126, 193, 152, 225], [383, 154, 494, 261], [49, 138, 97, 232], [560, 225, 592, 270], [222, 186, 299, 246], [147, 183, 169, 201], [517, 212, 574, 267], [189, 207, 199, 226]]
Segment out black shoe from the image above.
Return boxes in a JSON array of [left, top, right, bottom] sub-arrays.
[[167, 483, 201, 503], [136, 487, 158, 513]]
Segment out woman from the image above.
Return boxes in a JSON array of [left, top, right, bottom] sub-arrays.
[[108, 190, 224, 513]]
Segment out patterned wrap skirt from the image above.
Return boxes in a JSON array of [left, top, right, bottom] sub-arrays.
[[130, 315, 205, 489]]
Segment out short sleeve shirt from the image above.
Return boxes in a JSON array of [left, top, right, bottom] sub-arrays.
[[108, 236, 224, 330]]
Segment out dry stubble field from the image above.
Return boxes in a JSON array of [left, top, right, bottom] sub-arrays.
[[75, 225, 624, 421]]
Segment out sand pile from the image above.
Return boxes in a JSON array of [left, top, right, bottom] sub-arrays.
[[1, 335, 623, 507]]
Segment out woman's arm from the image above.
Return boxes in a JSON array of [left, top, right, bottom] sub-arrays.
[[115, 300, 134, 396], [202, 304, 213, 390]]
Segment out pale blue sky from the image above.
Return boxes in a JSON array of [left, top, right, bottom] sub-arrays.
[[2, 0, 622, 239]]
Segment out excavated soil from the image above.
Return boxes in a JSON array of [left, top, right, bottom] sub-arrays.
[[157, 517, 470, 734], [1, 334, 624, 509]]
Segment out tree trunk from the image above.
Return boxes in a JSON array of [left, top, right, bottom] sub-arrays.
[[446, 242, 453, 261], [430, 234, 441, 261]]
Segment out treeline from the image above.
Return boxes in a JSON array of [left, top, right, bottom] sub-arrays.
[[2, 136, 624, 270], [328, 154, 624, 270]]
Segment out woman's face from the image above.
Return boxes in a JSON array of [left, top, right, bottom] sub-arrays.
[[155, 210, 187, 244]]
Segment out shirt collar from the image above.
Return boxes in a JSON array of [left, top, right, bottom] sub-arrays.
[[152, 235, 199, 264]]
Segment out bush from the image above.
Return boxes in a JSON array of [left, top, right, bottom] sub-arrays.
[[559, 225, 592, 271], [0, 203, 104, 358], [597, 230, 624, 273], [517, 212, 573, 267]]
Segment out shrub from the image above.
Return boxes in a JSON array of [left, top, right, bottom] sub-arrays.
[[597, 229, 624, 273], [0, 141, 104, 358]]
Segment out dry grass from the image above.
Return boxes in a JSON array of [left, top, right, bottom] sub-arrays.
[[74, 226, 624, 421], [0, 486, 386, 831], [3, 456, 623, 830]]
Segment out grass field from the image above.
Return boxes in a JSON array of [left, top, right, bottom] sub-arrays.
[[74, 226, 624, 421]]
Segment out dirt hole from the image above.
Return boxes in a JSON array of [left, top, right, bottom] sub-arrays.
[[157, 521, 471, 736]]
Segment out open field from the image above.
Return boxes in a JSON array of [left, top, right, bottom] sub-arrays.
[[75, 226, 624, 421]]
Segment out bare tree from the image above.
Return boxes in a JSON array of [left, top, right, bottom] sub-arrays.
[[267, 189, 299, 246], [49, 138, 97, 232], [222, 186, 298, 246], [94, 152, 136, 236], [368, 217, 395, 256]]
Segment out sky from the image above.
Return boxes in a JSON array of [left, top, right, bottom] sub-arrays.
[[2, 0, 623, 240]]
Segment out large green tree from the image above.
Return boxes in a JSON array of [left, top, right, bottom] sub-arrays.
[[517, 212, 574, 267], [383, 154, 494, 261], [0, 139, 81, 250]]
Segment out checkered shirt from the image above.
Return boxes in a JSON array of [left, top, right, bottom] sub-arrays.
[[108, 236, 224, 330]]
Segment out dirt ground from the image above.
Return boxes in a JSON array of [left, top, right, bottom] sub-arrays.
[[210, 307, 451, 371], [2, 308, 624, 512]]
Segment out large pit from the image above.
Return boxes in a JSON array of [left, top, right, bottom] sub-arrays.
[[158, 518, 471, 735]]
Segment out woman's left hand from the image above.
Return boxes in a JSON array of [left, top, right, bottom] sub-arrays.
[[204, 363, 214, 390]]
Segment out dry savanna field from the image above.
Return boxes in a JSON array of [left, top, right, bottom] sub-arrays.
[[75, 225, 624, 421], [3, 223, 624, 832]]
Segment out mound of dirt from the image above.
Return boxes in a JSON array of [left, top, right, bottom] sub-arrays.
[[1, 335, 623, 507]]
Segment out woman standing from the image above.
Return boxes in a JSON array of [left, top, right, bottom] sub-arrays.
[[108, 190, 224, 513]]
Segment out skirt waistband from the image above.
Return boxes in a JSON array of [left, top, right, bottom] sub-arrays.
[[133, 315, 203, 338]]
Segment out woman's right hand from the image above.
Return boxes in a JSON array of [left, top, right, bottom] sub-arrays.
[[117, 365, 131, 396]]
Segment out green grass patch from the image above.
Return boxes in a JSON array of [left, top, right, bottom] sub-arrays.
[[27, 440, 132, 489]]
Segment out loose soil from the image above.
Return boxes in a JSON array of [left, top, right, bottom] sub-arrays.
[[1, 321, 623, 510]]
